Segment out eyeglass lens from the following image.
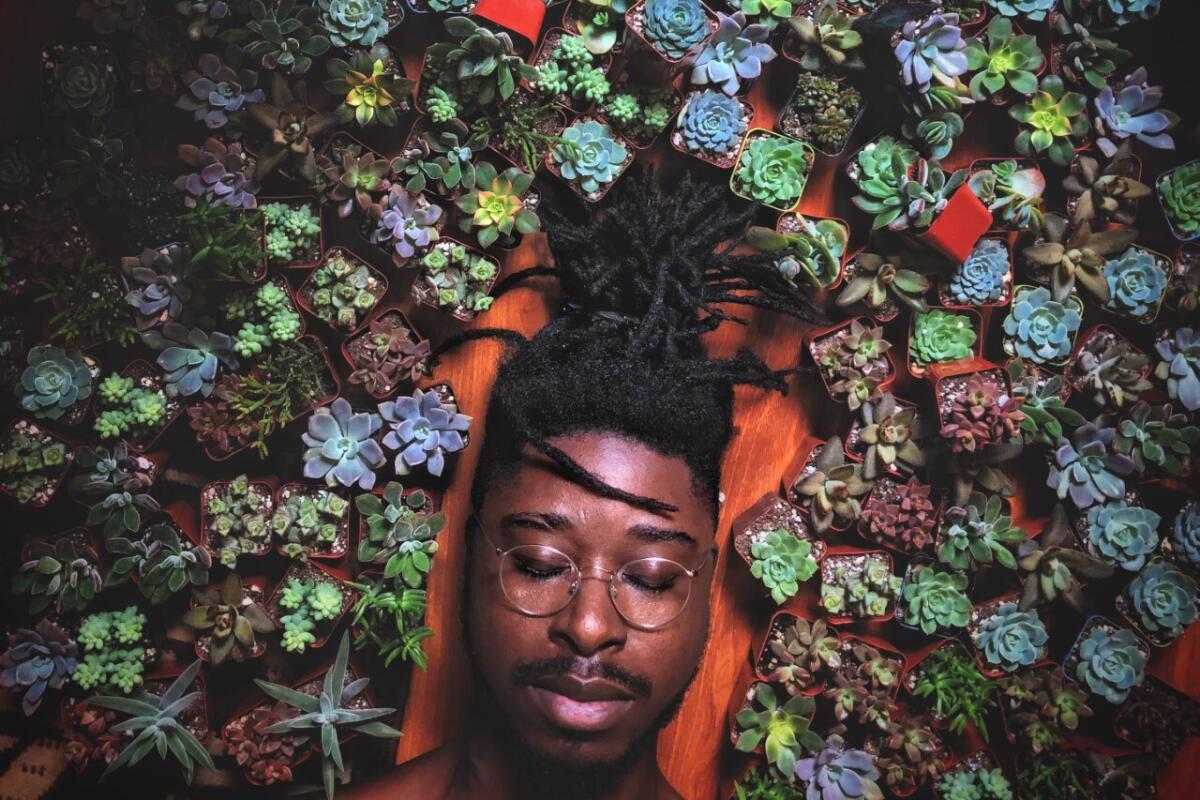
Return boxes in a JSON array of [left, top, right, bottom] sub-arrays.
[[498, 544, 693, 629]]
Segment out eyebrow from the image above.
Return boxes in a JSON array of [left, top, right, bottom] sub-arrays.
[[499, 513, 697, 546]]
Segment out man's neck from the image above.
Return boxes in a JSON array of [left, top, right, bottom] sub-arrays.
[[441, 709, 678, 800]]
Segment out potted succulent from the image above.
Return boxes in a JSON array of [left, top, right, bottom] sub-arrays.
[[859, 475, 940, 556], [528, 28, 613, 112], [16, 344, 99, 426], [625, 0, 717, 67], [364, 186, 445, 269], [356, 480, 444, 585], [221, 698, 311, 787], [964, 16, 1045, 107], [453, 161, 541, 251], [937, 238, 1014, 308], [0, 418, 74, 506], [563, 0, 629, 56], [865, 712, 948, 797], [933, 365, 1025, 457], [765, 212, 849, 290], [545, 116, 634, 202], [415, 17, 537, 122], [1100, 245, 1170, 324], [343, 308, 431, 399], [1116, 560, 1198, 646], [260, 197, 323, 268], [729, 128, 814, 212], [296, 247, 387, 333], [1006, 357, 1083, 446], [70, 443, 162, 540], [1164, 499, 1200, 574], [478, 88, 569, 174], [670, 88, 752, 169], [399, 118, 488, 201], [845, 392, 930, 480], [1062, 615, 1148, 704], [14, 528, 103, 615], [378, 384, 472, 479], [182, 573, 275, 664], [1001, 285, 1085, 367], [273, 483, 353, 560], [179, 200, 268, 283], [317, 135, 391, 220], [836, 245, 933, 323], [903, 639, 997, 739], [780, 0, 866, 72], [71, 606, 155, 696], [731, 494, 825, 605], [1016, 504, 1115, 610], [1015, 751, 1096, 800], [730, 679, 822, 779], [106, 520, 214, 606], [219, 275, 307, 360], [934, 751, 1014, 800], [1112, 675, 1200, 762], [1009, 75, 1090, 167], [322, 43, 413, 129], [200, 474, 275, 568], [1157, 158, 1200, 241], [896, 560, 972, 636], [967, 596, 1049, 676], [775, 71, 864, 158], [595, 69, 680, 149], [996, 665, 1093, 753], [92, 361, 184, 451], [1, 621, 78, 718], [688, 11, 774, 97], [785, 436, 872, 534], [967, 159, 1046, 233], [839, 635, 906, 698], [1064, 142, 1147, 228], [818, 548, 900, 623], [1065, 325, 1152, 411], [935, 492, 1027, 573], [1154, 326, 1200, 412], [411, 239, 500, 322], [753, 613, 840, 697], [1165, 244, 1199, 316], [806, 318, 896, 409], [794, 735, 885, 800], [266, 560, 357, 654], [907, 308, 982, 378]]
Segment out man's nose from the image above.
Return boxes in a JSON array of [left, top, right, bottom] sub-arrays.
[[547, 574, 627, 657]]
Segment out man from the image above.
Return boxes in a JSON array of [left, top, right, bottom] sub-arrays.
[[345, 173, 820, 799]]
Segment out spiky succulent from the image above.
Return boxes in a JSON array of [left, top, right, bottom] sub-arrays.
[[1002, 286, 1081, 365], [1017, 504, 1115, 610], [857, 393, 928, 479], [301, 397, 385, 491], [1069, 332, 1152, 409], [893, 12, 968, 93], [1114, 401, 1199, 476], [902, 563, 971, 634], [1009, 75, 1090, 166], [938, 492, 1027, 571], [1048, 422, 1136, 510], [975, 602, 1048, 672], [1074, 623, 1146, 704], [690, 12, 775, 95], [792, 437, 871, 533], [749, 528, 818, 604]]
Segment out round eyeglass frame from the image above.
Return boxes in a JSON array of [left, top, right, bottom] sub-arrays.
[[470, 515, 717, 631]]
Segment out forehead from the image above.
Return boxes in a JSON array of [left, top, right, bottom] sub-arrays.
[[479, 431, 716, 545]]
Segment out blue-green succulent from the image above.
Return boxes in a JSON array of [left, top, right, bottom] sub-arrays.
[[1155, 328, 1200, 412], [1048, 422, 1135, 509], [689, 12, 775, 96], [1170, 502, 1200, 570], [987, 0, 1056, 21], [317, 0, 389, 48], [1074, 623, 1145, 703], [1127, 562, 1197, 639], [1096, 0, 1162, 28], [1086, 500, 1160, 571], [1002, 286, 1081, 364], [140, 323, 238, 398], [949, 238, 1009, 305], [18, 345, 94, 421], [301, 397, 385, 491], [975, 601, 1048, 672], [551, 119, 629, 196], [1103, 247, 1167, 319], [677, 90, 746, 155], [642, 0, 710, 60]]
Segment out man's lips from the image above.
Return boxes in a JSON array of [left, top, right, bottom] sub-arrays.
[[527, 675, 637, 732]]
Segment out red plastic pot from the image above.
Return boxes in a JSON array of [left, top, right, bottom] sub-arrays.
[[198, 477, 277, 561], [907, 307, 985, 381], [751, 609, 839, 697], [805, 316, 899, 402], [818, 546, 898, 626], [916, 184, 993, 263], [340, 305, 429, 401], [0, 418, 75, 508], [294, 246, 388, 336], [259, 195, 324, 269], [265, 559, 359, 651], [471, 0, 545, 50]]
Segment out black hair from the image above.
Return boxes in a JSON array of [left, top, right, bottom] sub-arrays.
[[432, 168, 825, 517]]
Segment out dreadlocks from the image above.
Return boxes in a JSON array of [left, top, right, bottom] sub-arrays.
[[433, 168, 825, 517]]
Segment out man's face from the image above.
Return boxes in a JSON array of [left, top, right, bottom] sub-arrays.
[[466, 431, 716, 769]]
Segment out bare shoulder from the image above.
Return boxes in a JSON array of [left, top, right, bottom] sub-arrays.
[[341, 746, 457, 799]]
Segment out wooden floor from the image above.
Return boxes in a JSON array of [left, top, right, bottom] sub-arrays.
[[1, 4, 1196, 799]]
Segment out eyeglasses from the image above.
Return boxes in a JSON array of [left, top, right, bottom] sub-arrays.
[[471, 516, 715, 631]]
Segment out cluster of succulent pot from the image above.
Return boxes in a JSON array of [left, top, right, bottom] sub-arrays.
[[5, 2, 1200, 797]]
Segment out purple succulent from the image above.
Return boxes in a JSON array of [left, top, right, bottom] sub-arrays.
[[1093, 67, 1179, 157], [176, 53, 265, 130], [690, 13, 776, 96], [122, 244, 193, 322], [302, 397, 385, 490], [894, 13, 968, 93], [0, 621, 77, 715], [372, 189, 443, 262], [378, 388, 471, 477], [174, 137, 260, 209], [1048, 422, 1136, 509]]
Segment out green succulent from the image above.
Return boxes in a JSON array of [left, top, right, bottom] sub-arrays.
[[13, 535, 103, 615], [733, 682, 822, 778], [455, 162, 540, 249], [355, 482, 444, 588], [220, 0, 331, 75], [749, 528, 818, 604], [902, 563, 971, 635], [733, 132, 812, 211], [965, 16, 1044, 101], [18, 345, 94, 420], [792, 437, 871, 533], [47, 45, 117, 117], [1085, 500, 1160, 572], [420, 17, 537, 121], [1159, 160, 1200, 240], [938, 767, 1013, 800], [910, 310, 976, 366], [781, 71, 864, 156], [786, 0, 864, 72], [1017, 504, 1115, 610], [735, 0, 797, 31], [1008, 361, 1086, 447], [837, 250, 931, 314], [324, 49, 413, 128], [745, 217, 846, 289], [273, 489, 350, 560], [1054, 15, 1130, 90], [820, 554, 900, 619], [1114, 401, 1199, 476], [1074, 622, 1146, 703], [0, 423, 71, 505], [851, 136, 966, 231], [939, 493, 1027, 571], [1126, 562, 1198, 640], [910, 642, 997, 738], [317, 0, 389, 48], [975, 602, 1048, 672], [73, 607, 147, 694], [1009, 75, 1090, 166], [968, 160, 1046, 231]]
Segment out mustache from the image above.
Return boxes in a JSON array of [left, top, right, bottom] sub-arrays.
[[512, 656, 654, 699]]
